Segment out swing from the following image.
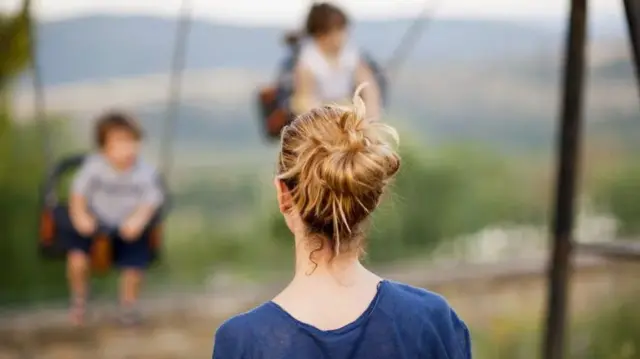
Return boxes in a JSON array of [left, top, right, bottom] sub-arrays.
[[37, 154, 170, 274], [30, 0, 189, 274], [256, 0, 437, 141]]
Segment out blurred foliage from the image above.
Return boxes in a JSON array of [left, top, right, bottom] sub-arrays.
[[471, 290, 640, 359], [572, 289, 640, 359], [176, 172, 261, 224], [368, 142, 547, 262], [472, 314, 540, 359], [0, 111, 73, 305], [0, 0, 31, 90], [595, 165, 640, 237], [0, 0, 65, 305]]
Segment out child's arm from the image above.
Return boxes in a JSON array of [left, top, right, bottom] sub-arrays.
[[291, 64, 318, 116], [69, 159, 97, 236], [119, 171, 164, 241], [355, 60, 382, 121]]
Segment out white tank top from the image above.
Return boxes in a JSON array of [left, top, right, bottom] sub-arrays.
[[298, 40, 360, 103]]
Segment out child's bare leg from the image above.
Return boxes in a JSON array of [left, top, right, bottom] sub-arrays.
[[67, 250, 89, 325], [120, 268, 142, 307], [119, 268, 143, 325]]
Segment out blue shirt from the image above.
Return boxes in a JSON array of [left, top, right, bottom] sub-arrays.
[[212, 280, 472, 359]]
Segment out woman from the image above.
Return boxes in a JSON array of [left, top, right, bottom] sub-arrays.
[[212, 86, 472, 359], [290, 3, 382, 119]]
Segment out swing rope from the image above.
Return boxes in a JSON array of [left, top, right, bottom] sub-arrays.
[[27, 0, 56, 205], [292, 0, 441, 88], [159, 0, 193, 184], [29, 0, 190, 201], [384, 0, 443, 79]]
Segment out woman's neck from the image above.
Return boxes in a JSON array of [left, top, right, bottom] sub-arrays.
[[291, 235, 371, 286], [273, 236, 381, 317]]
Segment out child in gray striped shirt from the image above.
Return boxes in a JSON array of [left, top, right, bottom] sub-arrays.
[[66, 111, 164, 326]]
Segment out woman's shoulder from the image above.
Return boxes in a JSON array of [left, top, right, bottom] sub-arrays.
[[381, 281, 467, 328], [382, 280, 463, 325], [215, 302, 290, 339], [380, 281, 472, 357], [213, 303, 290, 357], [382, 280, 451, 310], [216, 303, 274, 331]]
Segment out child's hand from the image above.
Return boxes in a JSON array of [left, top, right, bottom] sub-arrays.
[[119, 217, 145, 242], [74, 212, 97, 237]]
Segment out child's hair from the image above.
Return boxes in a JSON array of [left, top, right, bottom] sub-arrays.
[[276, 84, 400, 261], [305, 2, 349, 37], [94, 110, 143, 147], [283, 2, 349, 47]]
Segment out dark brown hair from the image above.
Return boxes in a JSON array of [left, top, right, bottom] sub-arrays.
[[283, 2, 349, 46], [94, 111, 142, 147], [305, 2, 349, 37]]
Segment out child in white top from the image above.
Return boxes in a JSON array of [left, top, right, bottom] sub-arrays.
[[290, 3, 381, 119]]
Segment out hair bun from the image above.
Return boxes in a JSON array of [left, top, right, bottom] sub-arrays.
[[276, 86, 401, 257], [351, 83, 368, 122], [332, 82, 372, 152], [311, 85, 400, 197]]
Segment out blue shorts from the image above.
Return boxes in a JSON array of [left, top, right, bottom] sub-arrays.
[[56, 207, 155, 270]]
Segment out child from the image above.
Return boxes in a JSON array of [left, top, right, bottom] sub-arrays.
[[65, 111, 164, 326], [290, 3, 382, 119]]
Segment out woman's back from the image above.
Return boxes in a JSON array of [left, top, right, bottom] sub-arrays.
[[212, 84, 469, 358], [212, 280, 471, 359]]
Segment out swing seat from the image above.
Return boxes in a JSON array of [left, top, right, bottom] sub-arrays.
[[90, 233, 112, 274], [257, 86, 295, 139], [38, 154, 169, 272], [38, 205, 114, 274], [39, 203, 165, 274]]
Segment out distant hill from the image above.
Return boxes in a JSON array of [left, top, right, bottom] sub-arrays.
[[15, 15, 637, 161], [33, 15, 561, 86]]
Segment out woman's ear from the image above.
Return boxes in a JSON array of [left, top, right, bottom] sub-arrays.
[[274, 177, 293, 214]]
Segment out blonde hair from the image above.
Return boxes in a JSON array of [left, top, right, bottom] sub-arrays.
[[276, 84, 401, 261]]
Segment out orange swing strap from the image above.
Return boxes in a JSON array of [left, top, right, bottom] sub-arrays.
[[90, 233, 113, 274]]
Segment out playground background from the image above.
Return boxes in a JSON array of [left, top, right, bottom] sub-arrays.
[[1, 1, 639, 357]]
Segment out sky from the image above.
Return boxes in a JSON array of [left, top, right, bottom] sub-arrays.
[[0, 0, 623, 26]]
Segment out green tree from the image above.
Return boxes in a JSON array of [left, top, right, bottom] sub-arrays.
[[367, 142, 546, 262], [0, 0, 30, 156], [0, 0, 72, 306], [0, 0, 31, 92], [595, 164, 640, 236], [573, 290, 640, 359]]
